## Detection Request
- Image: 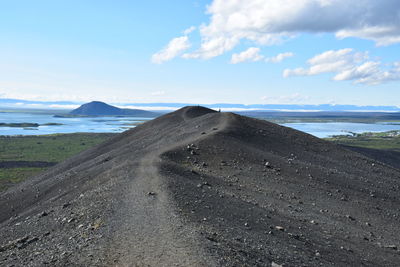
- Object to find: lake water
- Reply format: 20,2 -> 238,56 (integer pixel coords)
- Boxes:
1,112 -> 400,138
0,112 -> 151,136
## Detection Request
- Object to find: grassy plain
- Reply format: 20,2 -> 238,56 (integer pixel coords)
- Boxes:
326,130 -> 400,151
0,133 -> 115,191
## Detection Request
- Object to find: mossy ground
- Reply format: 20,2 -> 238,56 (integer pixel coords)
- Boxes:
326,131 -> 400,151
0,133 -> 116,191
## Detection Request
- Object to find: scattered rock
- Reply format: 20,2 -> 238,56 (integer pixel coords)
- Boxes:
38,211 -> 48,218
91,219 -> 102,230
196,182 -> 212,189
62,203 -> 71,209
43,232 -> 50,237
0,235 -> 39,251
205,234 -> 218,243
26,237 -> 39,245
384,245 -> 397,250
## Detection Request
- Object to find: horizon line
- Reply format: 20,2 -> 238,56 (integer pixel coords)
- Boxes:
0,97 -> 400,109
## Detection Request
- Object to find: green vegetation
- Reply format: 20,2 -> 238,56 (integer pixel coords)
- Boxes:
0,167 -> 47,191
326,130 -> 400,151
0,133 -> 116,191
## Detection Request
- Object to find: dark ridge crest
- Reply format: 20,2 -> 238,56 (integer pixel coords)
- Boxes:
176,106 -> 217,119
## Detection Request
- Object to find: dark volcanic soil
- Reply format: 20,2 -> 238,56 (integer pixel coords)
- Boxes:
342,145 -> 400,170
0,106 -> 399,267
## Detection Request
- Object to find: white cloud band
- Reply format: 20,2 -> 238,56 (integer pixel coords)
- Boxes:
266,52 -> 295,63
230,47 -> 264,64
151,36 -> 191,64
284,48 -> 400,85
157,0 -> 400,62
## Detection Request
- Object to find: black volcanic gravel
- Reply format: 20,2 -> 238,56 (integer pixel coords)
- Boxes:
0,106 -> 399,266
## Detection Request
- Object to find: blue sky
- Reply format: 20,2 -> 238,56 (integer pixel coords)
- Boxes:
1,0 -> 400,106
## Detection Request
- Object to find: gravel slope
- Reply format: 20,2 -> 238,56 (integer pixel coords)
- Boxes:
0,106 -> 399,267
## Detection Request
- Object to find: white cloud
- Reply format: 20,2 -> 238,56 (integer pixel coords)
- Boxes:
151,36 -> 191,64
182,36 -> 240,59
283,48 -> 367,76
230,47 -> 264,64
230,49 -> 294,64
336,26 -> 400,47
163,0 -> 400,60
283,48 -> 400,85
334,61 -> 400,85
183,26 -> 196,35
266,52 -> 294,63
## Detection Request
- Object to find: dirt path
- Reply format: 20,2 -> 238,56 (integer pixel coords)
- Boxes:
108,153 -> 203,266
107,113 -> 230,266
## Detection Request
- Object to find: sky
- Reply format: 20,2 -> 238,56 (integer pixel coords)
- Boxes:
1,0 -> 400,106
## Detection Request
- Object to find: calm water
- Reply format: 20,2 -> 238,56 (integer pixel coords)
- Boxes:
0,112 -> 151,135
1,112 -> 400,138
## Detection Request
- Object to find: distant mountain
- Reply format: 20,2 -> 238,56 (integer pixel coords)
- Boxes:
69,101 -> 158,117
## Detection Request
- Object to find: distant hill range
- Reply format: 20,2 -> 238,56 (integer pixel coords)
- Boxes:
68,101 -> 158,117
1,98 -> 400,112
